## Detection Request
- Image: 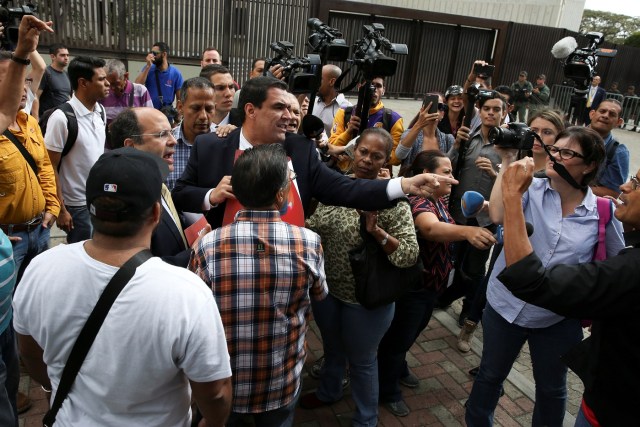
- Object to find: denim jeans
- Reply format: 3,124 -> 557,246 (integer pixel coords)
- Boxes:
0,326 -> 19,427
65,205 -> 93,244
312,293 -> 394,427
574,405 -> 594,427
10,225 -> 50,282
465,305 -> 583,427
377,288 -> 439,403
226,387 -> 300,427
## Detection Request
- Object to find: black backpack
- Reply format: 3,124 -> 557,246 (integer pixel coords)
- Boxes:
39,102 -> 106,171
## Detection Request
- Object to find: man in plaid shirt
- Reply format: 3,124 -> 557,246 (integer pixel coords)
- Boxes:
191,144 -> 328,426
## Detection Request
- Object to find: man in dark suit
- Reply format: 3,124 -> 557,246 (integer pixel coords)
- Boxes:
110,107 -> 209,266
172,76 -> 454,229
583,75 -> 606,126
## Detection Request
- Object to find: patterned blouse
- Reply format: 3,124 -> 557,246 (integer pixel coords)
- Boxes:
409,195 -> 455,293
306,199 -> 419,304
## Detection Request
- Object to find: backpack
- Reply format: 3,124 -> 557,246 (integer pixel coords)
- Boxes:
343,106 -> 393,133
39,102 -> 106,171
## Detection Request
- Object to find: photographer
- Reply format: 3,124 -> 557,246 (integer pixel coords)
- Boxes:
510,71 -> 533,122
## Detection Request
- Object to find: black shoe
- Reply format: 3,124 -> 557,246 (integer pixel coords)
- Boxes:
385,400 -> 410,417
399,371 -> 419,388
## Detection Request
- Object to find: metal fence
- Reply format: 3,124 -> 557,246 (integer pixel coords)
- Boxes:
35,0 -> 640,96
621,97 -> 640,130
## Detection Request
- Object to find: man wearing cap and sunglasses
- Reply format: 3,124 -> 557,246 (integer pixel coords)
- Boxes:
135,41 -> 184,115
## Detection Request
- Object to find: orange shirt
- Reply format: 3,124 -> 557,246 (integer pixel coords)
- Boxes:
0,111 -> 60,224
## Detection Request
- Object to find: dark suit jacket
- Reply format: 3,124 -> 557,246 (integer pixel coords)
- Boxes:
172,129 -> 393,229
583,86 -> 606,124
151,205 -> 190,267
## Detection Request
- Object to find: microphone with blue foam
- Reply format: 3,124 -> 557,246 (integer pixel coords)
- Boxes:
461,191 -> 486,218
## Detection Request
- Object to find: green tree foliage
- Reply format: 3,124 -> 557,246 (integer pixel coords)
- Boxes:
626,32 -> 640,47
580,10 -> 640,44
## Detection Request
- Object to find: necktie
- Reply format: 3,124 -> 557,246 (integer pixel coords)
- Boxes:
161,184 -> 188,248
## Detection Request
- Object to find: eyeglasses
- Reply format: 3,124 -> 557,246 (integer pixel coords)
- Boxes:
544,145 -> 584,160
629,175 -> 640,191
24,78 -> 33,87
131,129 -> 173,141
437,103 -> 446,111
213,84 -> 236,92
150,50 -> 162,56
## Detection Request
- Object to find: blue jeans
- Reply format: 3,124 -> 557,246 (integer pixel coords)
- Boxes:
11,225 -> 50,282
66,205 -> 92,244
574,405 -> 593,427
0,326 -> 19,427
226,387 -> 300,427
377,288 -> 438,403
312,293 -> 394,427
465,305 -> 582,427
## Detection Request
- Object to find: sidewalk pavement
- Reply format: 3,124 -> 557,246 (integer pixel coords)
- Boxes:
19,294 -> 582,427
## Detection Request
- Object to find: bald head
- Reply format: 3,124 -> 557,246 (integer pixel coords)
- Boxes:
319,64 -> 342,99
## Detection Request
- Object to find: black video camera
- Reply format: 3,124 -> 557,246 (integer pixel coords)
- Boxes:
488,123 -> 538,151
563,32 -> 616,92
0,1 -> 37,50
351,23 -> 408,80
265,41 -> 321,94
306,18 -> 349,62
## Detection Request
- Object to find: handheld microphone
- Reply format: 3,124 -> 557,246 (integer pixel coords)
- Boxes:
301,114 -> 325,139
461,191 -> 485,218
494,222 -> 534,244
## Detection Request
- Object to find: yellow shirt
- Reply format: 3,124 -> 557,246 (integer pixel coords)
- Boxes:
0,111 -> 60,224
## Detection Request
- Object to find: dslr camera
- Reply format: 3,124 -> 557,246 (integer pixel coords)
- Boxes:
265,40 -> 321,94
488,123 -> 538,151
0,1 -> 37,50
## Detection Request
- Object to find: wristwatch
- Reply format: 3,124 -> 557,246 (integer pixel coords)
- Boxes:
380,233 -> 389,246
10,54 -> 31,65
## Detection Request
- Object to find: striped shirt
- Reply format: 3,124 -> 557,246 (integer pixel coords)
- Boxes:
191,209 -> 328,413
100,80 -> 153,125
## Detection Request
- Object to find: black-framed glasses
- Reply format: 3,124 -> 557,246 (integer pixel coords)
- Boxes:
544,145 -> 584,160
437,103 -> 446,111
150,50 -> 162,56
131,129 -> 173,141
629,175 -> 640,191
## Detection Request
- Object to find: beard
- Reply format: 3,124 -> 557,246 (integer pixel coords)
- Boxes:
153,56 -> 164,67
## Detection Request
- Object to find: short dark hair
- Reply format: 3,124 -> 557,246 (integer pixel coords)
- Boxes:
109,109 -> 143,149
232,144 -> 289,208
153,42 -> 169,53
68,56 -> 106,91
90,197 -> 154,237
199,64 -> 231,81
238,76 -> 288,123
180,77 -> 213,103
357,128 -> 393,161
202,46 -> 219,56
555,126 -> 605,186
598,99 -> 623,118
478,90 -> 506,112
494,85 -> 513,103
402,150 -> 447,177
251,57 -> 265,70
49,43 -> 67,55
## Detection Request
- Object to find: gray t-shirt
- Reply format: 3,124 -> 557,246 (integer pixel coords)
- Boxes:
38,65 -> 72,116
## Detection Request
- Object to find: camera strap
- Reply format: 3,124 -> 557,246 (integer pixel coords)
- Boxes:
153,67 -> 165,106
335,66 -> 361,94
542,144 -> 585,190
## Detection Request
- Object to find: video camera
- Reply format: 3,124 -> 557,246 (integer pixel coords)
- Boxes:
0,1 -> 37,50
551,32 -> 617,92
351,23 -> 408,80
306,18 -> 349,62
264,41 -> 321,94
488,122 -> 539,151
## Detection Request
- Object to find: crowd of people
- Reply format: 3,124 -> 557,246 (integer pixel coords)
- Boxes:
1,15 -> 639,427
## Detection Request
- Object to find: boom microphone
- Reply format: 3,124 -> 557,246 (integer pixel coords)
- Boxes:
551,36 -> 578,59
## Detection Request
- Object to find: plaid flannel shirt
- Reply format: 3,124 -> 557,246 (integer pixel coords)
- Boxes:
191,209 -> 328,413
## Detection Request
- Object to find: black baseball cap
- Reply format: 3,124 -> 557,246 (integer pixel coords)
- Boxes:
86,147 -> 169,222
445,85 -> 464,99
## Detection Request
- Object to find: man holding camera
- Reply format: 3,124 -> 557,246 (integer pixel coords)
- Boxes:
135,42 -> 184,121
510,71 -> 533,122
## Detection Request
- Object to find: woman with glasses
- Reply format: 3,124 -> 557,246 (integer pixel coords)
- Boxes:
396,93 -> 468,169
465,126 -> 625,427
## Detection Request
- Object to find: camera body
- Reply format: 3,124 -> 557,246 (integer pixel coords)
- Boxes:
265,41 -> 321,94
489,122 -> 537,151
351,23 -> 408,80
0,1 -> 37,50
306,18 -> 349,62
563,32 -> 616,92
